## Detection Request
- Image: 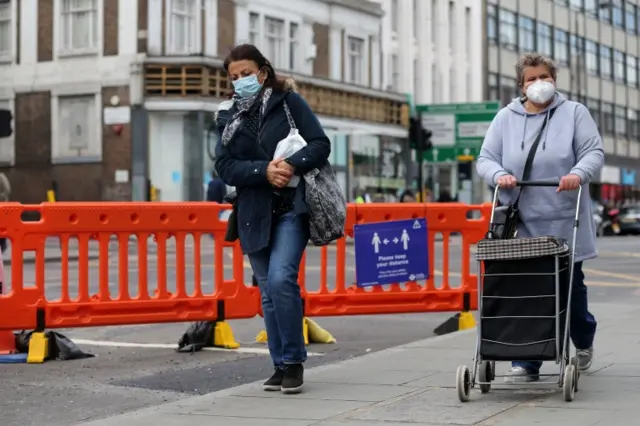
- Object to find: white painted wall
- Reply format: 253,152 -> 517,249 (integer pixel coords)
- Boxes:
374,0 -> 484,104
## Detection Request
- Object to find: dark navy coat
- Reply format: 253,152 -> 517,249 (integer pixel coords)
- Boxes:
215,88 -> 331,254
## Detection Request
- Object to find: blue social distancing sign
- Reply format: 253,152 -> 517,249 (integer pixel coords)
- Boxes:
354,218 -> 429,287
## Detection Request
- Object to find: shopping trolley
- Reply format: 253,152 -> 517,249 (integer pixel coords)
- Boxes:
456,181 -> 582,403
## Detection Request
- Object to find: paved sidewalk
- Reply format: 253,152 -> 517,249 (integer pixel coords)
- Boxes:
79,302 -> 639,426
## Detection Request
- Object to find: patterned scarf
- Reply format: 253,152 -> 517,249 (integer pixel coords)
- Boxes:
221,87 -> 273,146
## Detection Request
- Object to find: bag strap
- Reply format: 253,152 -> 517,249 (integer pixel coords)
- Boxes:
512,106 -> 557,209
283,101 -> 297,130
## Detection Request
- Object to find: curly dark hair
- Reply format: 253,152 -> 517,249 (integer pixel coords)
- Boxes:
223,44 -> 287,98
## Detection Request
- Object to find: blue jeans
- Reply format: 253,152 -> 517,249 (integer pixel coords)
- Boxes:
248,211 -> 309,367
513,261 -> 597,373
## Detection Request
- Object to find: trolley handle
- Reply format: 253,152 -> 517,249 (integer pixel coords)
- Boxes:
516,180 -> 561,187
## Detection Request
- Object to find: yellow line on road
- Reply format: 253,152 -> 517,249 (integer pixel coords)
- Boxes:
598,250 -> 640,258
585,280 -> 640,288
583,268 -> 638,282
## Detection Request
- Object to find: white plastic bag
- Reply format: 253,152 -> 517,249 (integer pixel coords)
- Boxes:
273,129 -> 307,187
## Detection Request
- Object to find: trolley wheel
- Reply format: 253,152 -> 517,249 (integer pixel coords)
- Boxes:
563,364 -> 576,402
456,365 -> 471,402
478,361 -> 492,394
570,357 -> 580,392
490,361 -> 496,380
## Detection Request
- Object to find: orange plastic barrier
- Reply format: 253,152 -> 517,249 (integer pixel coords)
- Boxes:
297,203 -> 491,317
0,203 -> 259,332
0,247 -> 16,355
0,202 -> 491,335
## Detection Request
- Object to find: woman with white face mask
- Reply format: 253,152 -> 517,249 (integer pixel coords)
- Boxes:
477,53 -> 604,383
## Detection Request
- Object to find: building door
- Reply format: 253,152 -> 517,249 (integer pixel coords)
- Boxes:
149,112 -> 185,201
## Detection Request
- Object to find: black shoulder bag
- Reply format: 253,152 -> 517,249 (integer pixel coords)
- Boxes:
489,107 -> 557,239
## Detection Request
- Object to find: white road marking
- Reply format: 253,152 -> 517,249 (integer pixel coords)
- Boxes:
71,338 -> 325,356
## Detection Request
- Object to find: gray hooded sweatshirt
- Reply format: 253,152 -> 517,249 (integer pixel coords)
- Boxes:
476,93 -> 604,261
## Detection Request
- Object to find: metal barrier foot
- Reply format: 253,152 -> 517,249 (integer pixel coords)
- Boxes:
458,312 -> 476,330
303,318 -> 309,345
213,321 -> 240,349
255,330 -> 268,343
27,332 -> 49,363
305,318 -> 336,344
433,312 -> 477,336
255,318 -> 336,345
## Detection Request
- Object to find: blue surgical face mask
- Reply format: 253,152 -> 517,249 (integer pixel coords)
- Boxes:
232,74 -> 263,98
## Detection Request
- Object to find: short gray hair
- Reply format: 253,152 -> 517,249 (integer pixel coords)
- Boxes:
515,53 -> 558,87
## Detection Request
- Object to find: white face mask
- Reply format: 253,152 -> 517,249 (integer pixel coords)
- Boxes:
525,80 -> 555,104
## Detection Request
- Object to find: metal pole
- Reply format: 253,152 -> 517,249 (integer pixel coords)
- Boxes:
575,12 -> 581,100
417,111 -> 425,201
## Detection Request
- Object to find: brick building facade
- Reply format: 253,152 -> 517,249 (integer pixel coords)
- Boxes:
0,0 -> 408,203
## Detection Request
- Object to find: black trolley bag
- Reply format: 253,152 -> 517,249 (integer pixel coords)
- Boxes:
476,231 -> 571,361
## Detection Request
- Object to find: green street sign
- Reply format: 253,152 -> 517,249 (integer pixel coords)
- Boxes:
415,102 -> 500,162
427,146 -> 480,163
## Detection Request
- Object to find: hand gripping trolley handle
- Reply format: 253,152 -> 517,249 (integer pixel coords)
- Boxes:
456,181 -> 582,403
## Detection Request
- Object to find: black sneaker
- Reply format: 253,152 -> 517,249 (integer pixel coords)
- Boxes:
281,363 -> 304,394
263,368 -> 285,391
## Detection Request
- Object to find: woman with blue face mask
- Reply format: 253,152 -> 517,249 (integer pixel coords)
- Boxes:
214,44 -> 331,394
477,53 -> 604,383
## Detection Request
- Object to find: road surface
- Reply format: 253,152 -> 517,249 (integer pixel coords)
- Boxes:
0,235 -> 638,425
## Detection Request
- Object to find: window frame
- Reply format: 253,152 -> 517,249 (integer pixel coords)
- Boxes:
626,1 -> 637,35
499,75 -> 519,107
518,16 -> 535,52
628,109 -> 639,140
614,49 -> 626,84
263,16 -> 286,68
627,55 -> 638,88
56,0 -> 103,58
599,0 -> 612,23
554,28 -> 569,67
0,0 -> 15,63
488,73 -> 499,103
585,97 -> 601,129
612,0 -> 624,29
569,0 -> 584,12
536,22 -> 553,57
585,0 -> 598,18
247,10 -> 302,72
614,104 -> 627,137
165,0 -> 202,55
487,4 -> 498,44
345,35 -> 366,85
51,93 -> 103,164
599,44 -> 613,80
602,102 -> 615,135
585,39 -> 599,76
498,8 -> 517,51
289,21 -> 299,71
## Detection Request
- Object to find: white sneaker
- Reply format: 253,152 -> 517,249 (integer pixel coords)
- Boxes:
504,366 -> 539,383
576,347 -> 593,371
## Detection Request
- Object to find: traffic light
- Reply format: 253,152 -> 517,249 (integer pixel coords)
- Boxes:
409,116 -> 432,151
0,109 -> 12,138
